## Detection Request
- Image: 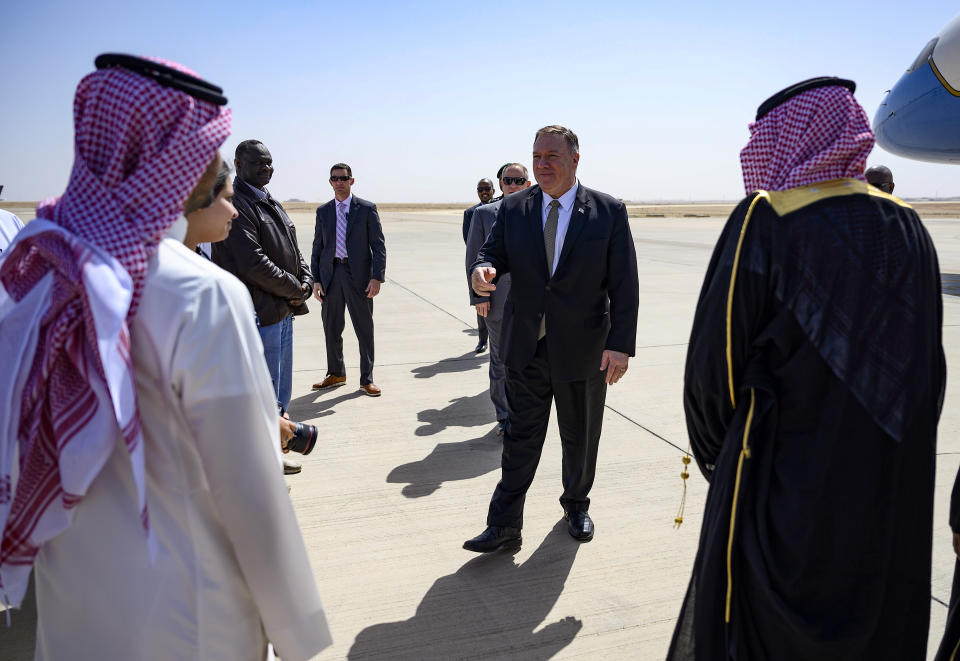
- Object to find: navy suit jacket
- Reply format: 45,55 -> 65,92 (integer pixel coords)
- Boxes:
473,184 -> 639,381
466,199 -> 511,321
311,196 -> 386,294
462,202 -> 482,243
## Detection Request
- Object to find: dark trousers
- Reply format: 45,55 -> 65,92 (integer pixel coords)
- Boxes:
486,338 -> 607,529
321,261 -> 375,384
477,313 -> 488,345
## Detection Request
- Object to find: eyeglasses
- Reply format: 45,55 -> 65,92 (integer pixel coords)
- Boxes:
477,186 -> 493,192
330,176 -> 351,182
502,177 -> 526,185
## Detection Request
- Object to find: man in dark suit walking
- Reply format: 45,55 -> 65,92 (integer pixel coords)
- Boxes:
464,126 -> 639,552
464,178 -> 496,353
311,163 -> 386,396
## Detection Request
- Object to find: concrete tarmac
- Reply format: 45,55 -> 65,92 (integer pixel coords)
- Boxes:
3,209 -> 960,659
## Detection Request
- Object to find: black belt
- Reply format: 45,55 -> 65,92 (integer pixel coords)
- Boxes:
334,257 -> 348,264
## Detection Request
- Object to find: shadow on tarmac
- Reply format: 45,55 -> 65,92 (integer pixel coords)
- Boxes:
347,521 -> 582,660
286,387 -> 366,420
387,428 -> 502,497
942,273 -> 960,297
411,351 -> 487,379
415,391 -> 491,436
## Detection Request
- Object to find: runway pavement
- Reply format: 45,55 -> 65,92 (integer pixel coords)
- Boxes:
3,208 -> 960,659
283,209 -> 960,660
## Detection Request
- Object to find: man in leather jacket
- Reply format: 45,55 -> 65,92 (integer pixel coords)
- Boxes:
212,140 -> 313,435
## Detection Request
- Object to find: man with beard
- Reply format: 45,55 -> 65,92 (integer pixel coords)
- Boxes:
668,77 -> 945,660
0,55 -> 330,660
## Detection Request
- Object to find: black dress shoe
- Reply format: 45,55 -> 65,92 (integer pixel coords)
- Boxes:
463,526 -> 521,553
565,511 -> 594,542
475,341 -> 487,353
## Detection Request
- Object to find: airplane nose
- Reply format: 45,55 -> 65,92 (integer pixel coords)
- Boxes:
874,15 -> 960,165
874,61 -> 960,163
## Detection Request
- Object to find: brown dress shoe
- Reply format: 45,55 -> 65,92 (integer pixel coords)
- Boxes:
312,374 -> 346,390
360,382 -> 381,397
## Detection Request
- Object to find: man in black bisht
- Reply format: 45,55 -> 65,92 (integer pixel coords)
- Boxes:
668,77 -> 946,660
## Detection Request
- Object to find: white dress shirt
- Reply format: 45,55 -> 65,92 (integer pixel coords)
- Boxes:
541,181 -> 580,275
335,194 -> 353,216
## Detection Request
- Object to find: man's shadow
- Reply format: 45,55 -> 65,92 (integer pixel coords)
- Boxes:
387,428 -> 502,497
348,521 -> 583,660
411,351 -> 487,379
416,390 -> 491,436
942,273 -> 960,297
286,387 -> 365,421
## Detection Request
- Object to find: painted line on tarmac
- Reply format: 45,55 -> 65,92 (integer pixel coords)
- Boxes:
604,405 -> 686,454
386,277 -> 475,328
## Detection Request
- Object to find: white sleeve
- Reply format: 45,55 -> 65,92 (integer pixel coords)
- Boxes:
171,277 -> 332,660
0,210 -> 24,253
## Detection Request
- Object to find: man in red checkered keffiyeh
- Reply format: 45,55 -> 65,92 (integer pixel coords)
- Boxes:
739,82 -> 874,194
0,57 -> 231,608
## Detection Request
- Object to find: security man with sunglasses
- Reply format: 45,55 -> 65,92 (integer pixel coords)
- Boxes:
311,163 -> 386,397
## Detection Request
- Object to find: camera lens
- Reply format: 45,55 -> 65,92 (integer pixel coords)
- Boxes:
287,422 -> 318,455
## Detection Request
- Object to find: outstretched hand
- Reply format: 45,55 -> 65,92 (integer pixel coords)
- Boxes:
471,266 -> 497,296
600,350 -> 629,385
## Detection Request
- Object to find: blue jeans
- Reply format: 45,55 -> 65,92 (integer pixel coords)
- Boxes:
259,314 -> 293,411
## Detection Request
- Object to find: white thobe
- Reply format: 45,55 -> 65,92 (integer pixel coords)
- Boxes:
0,209 -> 24,253
33,237 -> 331,660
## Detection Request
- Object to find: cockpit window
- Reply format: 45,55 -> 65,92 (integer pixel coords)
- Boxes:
907,38 -> 938,73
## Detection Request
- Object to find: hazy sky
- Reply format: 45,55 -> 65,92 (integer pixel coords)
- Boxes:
2,1 -> 959,203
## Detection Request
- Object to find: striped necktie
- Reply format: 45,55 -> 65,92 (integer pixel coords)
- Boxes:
335,201 -> 348,258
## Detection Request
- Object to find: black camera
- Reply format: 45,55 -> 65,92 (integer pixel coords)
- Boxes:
286,422 -> 318,455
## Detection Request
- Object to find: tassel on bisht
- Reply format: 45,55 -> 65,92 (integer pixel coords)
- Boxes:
674,452 -> 691,528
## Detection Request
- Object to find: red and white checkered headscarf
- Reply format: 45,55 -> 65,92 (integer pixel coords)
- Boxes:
740,85 -> 874,194
0,59 -> 230,608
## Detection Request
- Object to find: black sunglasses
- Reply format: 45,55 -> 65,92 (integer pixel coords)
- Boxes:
502,177 -> 526,186
330,176 -> 351,182
477,186 -> 493,192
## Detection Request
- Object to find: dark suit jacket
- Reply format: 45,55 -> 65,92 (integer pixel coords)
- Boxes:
311,196 -> 386,294
473,184 -> 639,381
211,178 -> 312,327
466,199 -> 511,321
462,202 -> 482,243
